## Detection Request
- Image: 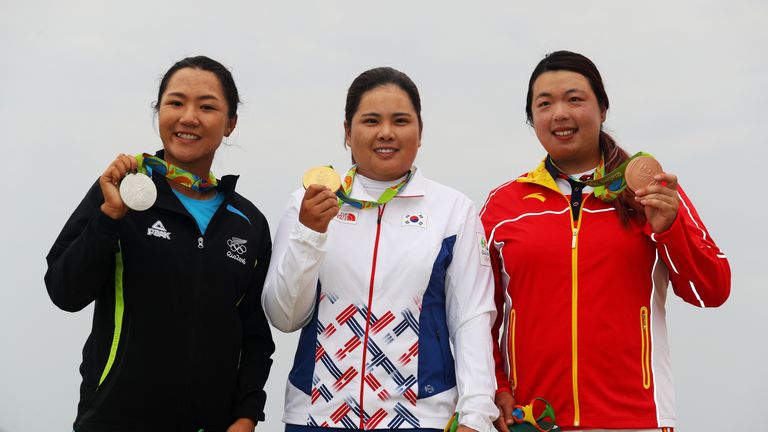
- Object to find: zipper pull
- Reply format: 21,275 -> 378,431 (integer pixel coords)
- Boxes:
198,237 -> 204,249
571,228 -> 578,249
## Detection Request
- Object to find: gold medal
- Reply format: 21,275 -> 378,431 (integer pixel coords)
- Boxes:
302,166 -> 341,191
625,156 -> 663,192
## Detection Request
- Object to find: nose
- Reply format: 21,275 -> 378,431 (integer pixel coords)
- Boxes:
180,106 -> 200,126
553,103 -> 570,121
377,121 -> 394,141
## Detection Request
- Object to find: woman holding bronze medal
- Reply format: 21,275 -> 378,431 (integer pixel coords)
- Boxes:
480,51 -> 731,432
45,56 -> 274,432
262,67 -> 498,432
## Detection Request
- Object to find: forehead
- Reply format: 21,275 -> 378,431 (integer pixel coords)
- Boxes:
356,84 -> 415,113
533,70 -> 592,95
163,68 -> 224,96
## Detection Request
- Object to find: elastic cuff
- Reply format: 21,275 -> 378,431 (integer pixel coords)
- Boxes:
93,210 -> 122,237
459,413 -> 495,432
293,221 -> 328,248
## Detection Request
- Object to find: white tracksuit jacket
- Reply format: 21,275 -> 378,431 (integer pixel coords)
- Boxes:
263,168 -> 497,431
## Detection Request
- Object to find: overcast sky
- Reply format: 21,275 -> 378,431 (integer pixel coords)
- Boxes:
1,1 -> 766,430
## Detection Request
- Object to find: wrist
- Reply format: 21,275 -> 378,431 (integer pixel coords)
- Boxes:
100,203 -> 127,220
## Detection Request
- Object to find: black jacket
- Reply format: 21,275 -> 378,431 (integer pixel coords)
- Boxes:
45,160 -> 274,432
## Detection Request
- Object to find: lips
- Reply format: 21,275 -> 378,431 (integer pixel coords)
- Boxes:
552,128 -> 577,137
175,132 -> 201,140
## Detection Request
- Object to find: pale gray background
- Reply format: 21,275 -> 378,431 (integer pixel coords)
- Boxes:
1,1 -> 765,431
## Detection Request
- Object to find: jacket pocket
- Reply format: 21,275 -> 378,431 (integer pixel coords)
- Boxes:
640,307 -> 651,389
507,308 -> 517,390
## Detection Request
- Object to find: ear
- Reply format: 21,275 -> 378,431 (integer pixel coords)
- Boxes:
600,108 -> 607,123
343,120 -> 351,147
225,115 -> 238,137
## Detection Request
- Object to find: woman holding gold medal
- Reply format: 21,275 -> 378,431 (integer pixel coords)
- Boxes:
263,67 -> 498,432
45,56 -> 274,432
480,51 -> 731,432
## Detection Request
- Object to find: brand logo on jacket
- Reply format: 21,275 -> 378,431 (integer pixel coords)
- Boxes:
226,237 -> 247,265
335,210 -> 359,225
401,213 -> 427,228
523,192 -> 546,202
147,220 -> 171,240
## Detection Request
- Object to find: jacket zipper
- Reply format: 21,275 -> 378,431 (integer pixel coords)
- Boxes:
358,204 -> 386,429
570,195 -> 587,427
640,307 -> 651,389
507,308 -> 517,390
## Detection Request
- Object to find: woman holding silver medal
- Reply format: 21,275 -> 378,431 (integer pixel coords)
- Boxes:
262,67 -> 498,432
45,56 -> 274,432
480,51 -> 731,432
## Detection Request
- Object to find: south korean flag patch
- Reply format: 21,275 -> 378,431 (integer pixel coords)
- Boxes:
401,213 -> 427,228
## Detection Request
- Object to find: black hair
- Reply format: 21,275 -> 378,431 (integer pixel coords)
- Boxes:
345,67 -> 423,131
154,55 -> 240,119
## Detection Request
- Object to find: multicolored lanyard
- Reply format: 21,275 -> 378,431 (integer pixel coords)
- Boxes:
138,153 -> 218,192
335,165 -> 412,209
550,151 -> 653,202
444,397 -> 557,432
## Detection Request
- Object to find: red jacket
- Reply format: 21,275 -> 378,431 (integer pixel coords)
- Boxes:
480,161 -> 730,430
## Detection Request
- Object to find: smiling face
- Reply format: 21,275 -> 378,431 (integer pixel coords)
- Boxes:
531,70 -> 606,174
344,84 -> 421,181
158,67 -> 237,176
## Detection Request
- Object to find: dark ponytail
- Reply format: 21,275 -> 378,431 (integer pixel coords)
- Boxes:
527,51 -> 643,226
599,130 -> 644,225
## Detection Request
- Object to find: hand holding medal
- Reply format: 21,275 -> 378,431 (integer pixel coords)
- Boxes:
299,166 -> 341,233
99,153 -> 158,219
99,153 -> 140,219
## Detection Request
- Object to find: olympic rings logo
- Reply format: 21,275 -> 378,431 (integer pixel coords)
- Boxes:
227,237 -> 248,255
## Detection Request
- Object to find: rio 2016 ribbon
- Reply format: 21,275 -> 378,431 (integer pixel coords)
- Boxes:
550,152 -> 655,202
443,397 -> 557,432
138,153 -> 218,193
335,165 -> 412,209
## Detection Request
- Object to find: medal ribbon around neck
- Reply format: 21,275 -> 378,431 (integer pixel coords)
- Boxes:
137,153 -> 218,192
550,151 -> 653,202
335,165 -> 412,209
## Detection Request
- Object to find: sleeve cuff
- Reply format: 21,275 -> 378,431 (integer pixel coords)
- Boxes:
93,209 -> 122,237
460,412 -> 496,432
293,221 -> 328,248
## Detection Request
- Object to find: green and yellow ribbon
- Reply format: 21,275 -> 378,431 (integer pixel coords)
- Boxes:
137,153 -> 218,192
336,165 -> 412,209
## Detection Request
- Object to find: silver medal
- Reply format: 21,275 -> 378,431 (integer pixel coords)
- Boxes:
119,172 -> 157,211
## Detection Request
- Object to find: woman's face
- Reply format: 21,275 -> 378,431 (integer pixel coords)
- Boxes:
531,70 -> 606,174
158,67 -> 236,175
345,84 -> 421,181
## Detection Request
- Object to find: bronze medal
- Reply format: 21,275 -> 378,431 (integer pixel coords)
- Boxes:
303,166 -> 341,191
625,156 -> 663,192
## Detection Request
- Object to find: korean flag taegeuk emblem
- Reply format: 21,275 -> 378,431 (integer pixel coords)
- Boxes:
401,213 -> 427,228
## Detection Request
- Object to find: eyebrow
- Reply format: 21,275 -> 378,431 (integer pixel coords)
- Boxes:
359,112 -> 413,117
166,92 -> 221,102
534,88 -> 586,100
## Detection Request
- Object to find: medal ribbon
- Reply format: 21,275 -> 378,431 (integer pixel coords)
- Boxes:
444,397 -> 557,432
335,165 -> 412,209
137,153 -> 218,192
550,151 -> 653,202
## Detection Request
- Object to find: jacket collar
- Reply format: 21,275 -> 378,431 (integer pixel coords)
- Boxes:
516,158 -> 560,194
150,149 -> 239,211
